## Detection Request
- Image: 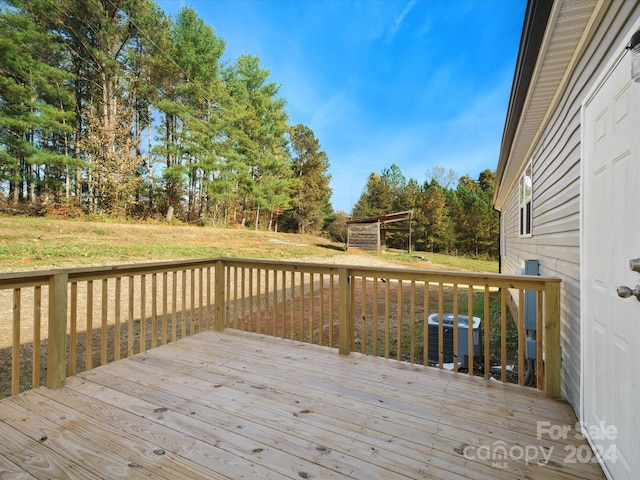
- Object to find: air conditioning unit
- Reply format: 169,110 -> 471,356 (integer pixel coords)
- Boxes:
427,313 -> 482,369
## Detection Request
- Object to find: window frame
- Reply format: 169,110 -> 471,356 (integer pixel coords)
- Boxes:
519,162 -> 533,237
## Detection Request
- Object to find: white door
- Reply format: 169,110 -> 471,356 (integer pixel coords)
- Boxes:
582,43 -> 640,479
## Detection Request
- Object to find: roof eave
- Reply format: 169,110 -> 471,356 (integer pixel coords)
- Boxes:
493,0 -> 554,210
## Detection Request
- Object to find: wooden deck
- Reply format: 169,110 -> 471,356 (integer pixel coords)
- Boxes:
0,330 -> 604,479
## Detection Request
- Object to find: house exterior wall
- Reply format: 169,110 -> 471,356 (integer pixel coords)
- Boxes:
500,1 -> 639,412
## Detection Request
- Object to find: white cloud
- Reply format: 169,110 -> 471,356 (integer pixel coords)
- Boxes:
310,89 -> 357,132
388,1 -> 417,39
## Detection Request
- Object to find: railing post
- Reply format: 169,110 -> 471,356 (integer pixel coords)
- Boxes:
543,281 -> 561,398
214,260 -> 225,331
338,268 -> 351,355
47,273 -> 68,389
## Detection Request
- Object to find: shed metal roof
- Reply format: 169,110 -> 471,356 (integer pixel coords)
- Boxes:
346,211 -> 413,225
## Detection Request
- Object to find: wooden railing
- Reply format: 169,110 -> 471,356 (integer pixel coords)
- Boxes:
0,258 -> 561,399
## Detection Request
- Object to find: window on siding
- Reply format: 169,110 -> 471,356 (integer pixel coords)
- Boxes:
519,163 -> 532,237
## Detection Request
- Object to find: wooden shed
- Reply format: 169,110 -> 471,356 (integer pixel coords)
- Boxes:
346,211 -> 413,252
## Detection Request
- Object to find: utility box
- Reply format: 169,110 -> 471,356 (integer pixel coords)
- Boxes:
524,259 -> 539,331
427,313 -> 482,369
523,259 -> 539,360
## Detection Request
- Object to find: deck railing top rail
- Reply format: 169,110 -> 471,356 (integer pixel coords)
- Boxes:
0,257 -> 561,289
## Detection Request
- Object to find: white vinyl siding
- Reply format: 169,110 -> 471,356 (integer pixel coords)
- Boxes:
500,0 -> 638,412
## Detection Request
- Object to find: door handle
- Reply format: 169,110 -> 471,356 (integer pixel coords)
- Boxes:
617,258 -> 640,300
617,285 -> 640,301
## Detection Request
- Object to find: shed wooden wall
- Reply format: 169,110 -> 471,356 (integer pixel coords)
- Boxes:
347,223 -> 380,251
500,1 -> 638,412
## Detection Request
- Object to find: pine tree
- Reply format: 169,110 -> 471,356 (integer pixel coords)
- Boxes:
224,54 -> 290,228
287,124 -> 331,234
0,5 -> 75,206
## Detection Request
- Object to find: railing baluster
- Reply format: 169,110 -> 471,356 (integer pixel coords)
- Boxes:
151,273 -> 157,347
32,286 -> 41,389
360,276 -> 366,354
299,272 -> 305,341
140,274 -> 146,353
255,268 -> 262,333
199,268 -> 204,332
518,289 -> 525,386
265,268 -> 270,335
453,283 -> 459,373
272,270 -> 277,337
384,278 -> 390,359
161,272 -> 167,345
206,267 -> 212,330
128,275 -> 134,357
536,290 -> 543,389
115,277 -> 121,359
397,279 -> 403,361
214,260 -> 225,331
319,273 -> 324,346
329,274 -> 334,348
86,280 -> 93,370
410,280 -> 415,364
310,272 -> 315,344
289,271 -> 295,340
272,269 -> 277,337
70,282 -> 78,376
256,268 -> 266,333
372,277 -> 378,357
182,270 -> 187,338
281,270 -> 286,338
484,285 -> 490,379
467,284 -> 474,376
423,282 -> 429,366
172,271 -> 178,340
500,288 -> 507,382
101,278 -> 108,365
231,266 -> 237,330
240,268 -> 245,332
190,269 -> 196,335
11,288 -> 20,396
438,283 -> 444,368
350,273 -> 355,352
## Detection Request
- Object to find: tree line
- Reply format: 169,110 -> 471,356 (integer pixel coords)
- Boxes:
0,0 -> 332,233
352,165 -> 499,257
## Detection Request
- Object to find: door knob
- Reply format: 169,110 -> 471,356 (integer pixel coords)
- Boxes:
630,258 -> 640,273
617,285 -> 640,301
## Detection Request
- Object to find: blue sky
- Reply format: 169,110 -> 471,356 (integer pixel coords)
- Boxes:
158,0 -> 526,213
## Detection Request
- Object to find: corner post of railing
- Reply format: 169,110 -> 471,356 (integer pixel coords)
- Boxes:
338,267 -> 351,355
214,259 -> 225,331
47,272 -> 68,389
543,280 -> 561,398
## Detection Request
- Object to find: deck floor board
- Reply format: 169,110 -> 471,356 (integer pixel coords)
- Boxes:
0,329 -> 605,479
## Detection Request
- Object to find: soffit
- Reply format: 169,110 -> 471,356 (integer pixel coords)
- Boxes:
494,0 -> 600,210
